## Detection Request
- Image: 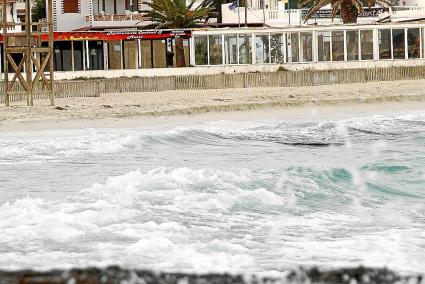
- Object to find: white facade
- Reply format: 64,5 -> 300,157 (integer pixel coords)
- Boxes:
50,0 -> 90,31
0,0 -> 23,33
222,0 -> 425,27
222,3 -> 388,27
50,0 -> 148,31
192,23 -> 425,66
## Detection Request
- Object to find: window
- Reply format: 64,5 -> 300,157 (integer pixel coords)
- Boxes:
238,34 -> 252,64
73,41 -> 84,71
346,30 -> 359,61
379,29 -> 392,60
63,0 -> 79,13
317,31 -> 331,62
407,28 -> 420,59
392,29 -> 405,59
286,33 -> 299,63
255,34 -> 270,64
88,41 -> 104,70
53,41 -> 72,71
270,33 -> 284,64
332,31 -> 345,61
300,32 -> 313,62
225,35 -> 238,64
360,30 -> 373,60
125,0 -> 140,11
194,36 -> 208,65
209,35 -> 223,65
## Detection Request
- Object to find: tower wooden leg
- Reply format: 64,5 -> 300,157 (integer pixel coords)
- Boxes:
5,93 -> 9,107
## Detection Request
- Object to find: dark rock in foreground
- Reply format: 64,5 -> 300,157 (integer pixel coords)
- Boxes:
0,266 -> 422,284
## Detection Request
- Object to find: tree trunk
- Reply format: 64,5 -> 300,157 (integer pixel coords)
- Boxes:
340,0 -> 358,23
175,37 -> 186,67
215,0 -> 222,23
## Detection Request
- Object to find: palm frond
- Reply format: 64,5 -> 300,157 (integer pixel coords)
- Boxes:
301,0 -> 392,23
142,0 -> 215,28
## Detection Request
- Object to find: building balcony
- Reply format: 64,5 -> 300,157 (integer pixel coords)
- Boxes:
86,13 -> 148,27
89,13 -> 146,21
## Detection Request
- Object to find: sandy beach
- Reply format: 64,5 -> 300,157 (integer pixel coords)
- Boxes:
1,79 -> 425,131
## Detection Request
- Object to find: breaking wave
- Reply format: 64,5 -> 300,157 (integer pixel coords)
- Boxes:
1,112 -> 425,274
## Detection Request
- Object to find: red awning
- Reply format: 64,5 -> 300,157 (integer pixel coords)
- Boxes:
0,30 -> 192,42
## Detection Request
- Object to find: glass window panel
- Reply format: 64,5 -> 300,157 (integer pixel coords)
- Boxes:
360,30 -> 373,60
170,39 -> 190,67
107,40 -> 122,70
123,40 -> 137,69
317,31 -> 331,61
209,35 -> 223,65
407,28 -> 420,59
286,33 -> 299,63
88,41 -> 104,70
379,29 -> 392,59
73,41 -> 84,71
183,39 -> 190,67
194,35 -> 208,65
225,35 -> 238,65
141,40 -> 153,68
332,31 -> 344,61
392,29 -> 405,59
53,41 -> 72,71
300,32 -> 312,62
423,28 -> 425,58
62,49 -> 73,71
270,33 -> 284,64
167,39 -> 175,68
169,38 -> 176,67
346,30 -> 359,61
239,34 -> 252,64
152,40 -> 166,68
53,46 -> 63,71
255,34 -> 270,64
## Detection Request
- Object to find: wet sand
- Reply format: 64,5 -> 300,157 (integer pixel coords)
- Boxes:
1,79 -> 425,131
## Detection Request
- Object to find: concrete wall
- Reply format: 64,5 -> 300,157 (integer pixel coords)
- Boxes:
52,59 -> 425,80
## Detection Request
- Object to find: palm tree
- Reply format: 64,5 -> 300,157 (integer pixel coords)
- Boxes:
300,0 -> 392,24
142,0 -> 216,67
32,0 -> 46,22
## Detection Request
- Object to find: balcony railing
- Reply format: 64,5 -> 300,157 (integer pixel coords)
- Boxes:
87,13 -> 147,22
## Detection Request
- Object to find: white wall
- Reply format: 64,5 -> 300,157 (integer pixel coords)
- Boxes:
51,0 -> 92,31
0,2 -> 21,32
105,0 -> 114,13
398,0 -> 425,5
53,59 -> 425,80
222,4 -> 268,24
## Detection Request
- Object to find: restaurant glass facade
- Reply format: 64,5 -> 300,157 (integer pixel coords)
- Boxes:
193,25 -> 425,66
49,38 -> 191,71
14,25 -> 424,73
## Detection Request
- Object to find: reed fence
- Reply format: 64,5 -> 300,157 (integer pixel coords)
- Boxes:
0,80 -> 100,104
1,65 -> 425,103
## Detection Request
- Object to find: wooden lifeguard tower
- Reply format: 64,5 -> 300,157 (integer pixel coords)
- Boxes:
1,0 -> 54,106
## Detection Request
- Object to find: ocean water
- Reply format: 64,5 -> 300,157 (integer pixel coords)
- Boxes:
0,110 -> 425,275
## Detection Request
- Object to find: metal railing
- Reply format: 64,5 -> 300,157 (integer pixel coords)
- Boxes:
88,13 -> 146,22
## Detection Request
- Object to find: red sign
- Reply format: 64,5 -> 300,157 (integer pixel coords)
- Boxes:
0,30 -> 192,42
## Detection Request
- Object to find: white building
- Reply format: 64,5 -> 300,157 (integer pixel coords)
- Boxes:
0,0 -> 24,33
50,0 -> 147,31
221,0 -> 425,27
